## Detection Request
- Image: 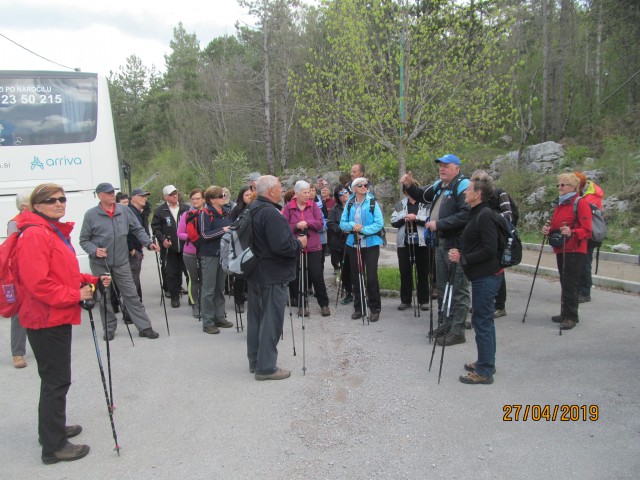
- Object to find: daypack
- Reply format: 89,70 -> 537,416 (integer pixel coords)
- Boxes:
492,213 -> 522,267
1,225 -> 37,318
220,203 -> 266,278
573,198 -> 606,245
346,197 -> 387,246
185,208 -> 211,251
489,188 -> 520,227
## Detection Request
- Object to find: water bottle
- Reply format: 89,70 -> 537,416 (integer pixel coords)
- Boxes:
503,238 -> 512,265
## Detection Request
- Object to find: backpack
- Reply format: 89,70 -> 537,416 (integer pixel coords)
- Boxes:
185,208 -> 210,251
492,213 -> 522,267
573,198 -> 606,245
220,203 -> 266,278
489,188 -> 520,227
346,197 -> 387,246
1,225 -> 37,318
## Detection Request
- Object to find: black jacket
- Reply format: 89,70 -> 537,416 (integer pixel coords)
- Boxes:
406,172 -> 471,248
127,204 -> 146,252
327,202 -> 348,251
151,202 -> 190,253
459,203 -> 502,281
248,196 -> 301,285
199,204 -> 232,257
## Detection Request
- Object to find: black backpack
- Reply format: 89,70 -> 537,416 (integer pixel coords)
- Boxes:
492,213 -> 522,267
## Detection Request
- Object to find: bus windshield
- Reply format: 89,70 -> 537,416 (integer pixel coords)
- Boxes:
0,75 -> 98,147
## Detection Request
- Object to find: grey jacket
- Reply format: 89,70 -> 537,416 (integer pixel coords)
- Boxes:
80,204 -> 152,268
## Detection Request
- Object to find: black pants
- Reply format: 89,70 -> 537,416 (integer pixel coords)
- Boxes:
164,250 -> 184,297
397,245 -> 429,304
27,324 -> 72,455
293,250 -> 329,308
578,242 -> 597,297
348,245 -> 381,313
495,272 -> 506,310
557,252 -> 586,321
234,275 -> 246,305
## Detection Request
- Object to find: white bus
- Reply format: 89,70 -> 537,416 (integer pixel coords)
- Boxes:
0,71 -> 121,268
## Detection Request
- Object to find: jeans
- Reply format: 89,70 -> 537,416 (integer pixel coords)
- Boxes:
435,245 -> 470,335
471,274 -> 502,378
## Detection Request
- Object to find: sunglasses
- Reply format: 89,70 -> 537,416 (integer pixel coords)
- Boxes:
339,190 -> 349,196
355,184 -> 367,188
557,183 -> 569,188
40,196 -> 67,205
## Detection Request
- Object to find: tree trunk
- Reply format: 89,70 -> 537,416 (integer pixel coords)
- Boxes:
263,17 -> 275,175
541,0 -> 550,142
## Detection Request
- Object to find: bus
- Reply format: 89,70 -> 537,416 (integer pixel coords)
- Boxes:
0,71 -> 121,269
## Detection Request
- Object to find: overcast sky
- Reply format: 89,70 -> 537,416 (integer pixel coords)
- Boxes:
0,0 -> 255,76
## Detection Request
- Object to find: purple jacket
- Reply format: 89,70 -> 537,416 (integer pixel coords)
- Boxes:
282,198 -> 324,252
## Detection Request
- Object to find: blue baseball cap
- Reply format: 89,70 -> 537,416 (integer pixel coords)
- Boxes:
435,154 -> 460,166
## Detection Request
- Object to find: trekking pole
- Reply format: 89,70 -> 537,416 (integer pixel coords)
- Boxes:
101,285 -> 115,409
429,263 -> 455,384
83,287 -> 121,455
428,243 -> 434,342
287,288 -> 296,356
335,247 -> 348,308
354,233 -> 369,325
100,256 -> 134,347
234,301 -> 244,333
522,229 -> 548,323
299,238 -> 307,374
152,237 -> 170,336
196,254 -> 202,321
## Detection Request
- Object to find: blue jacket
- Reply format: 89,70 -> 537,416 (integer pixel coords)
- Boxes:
339,192 -> 385,248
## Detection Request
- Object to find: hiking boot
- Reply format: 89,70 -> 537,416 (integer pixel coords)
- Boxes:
551,315 -> 563,323
13,355 -> 26,369
560,319 -> 577,330
321,306 -> 331,317
255,367 -> 291,381
341,294 -> 353,305
297,307 -> 310,317
459,371 -> 493,385
436,332 -> 466,346
397,303 -> 410,311
431,322 -> 451,339
494,309 -> 507,318
41,442 -> 90,465
351,311 -> 362,320
578,295 -> 591,303
203,326 -> 220,334
464,362 -> 496,374
420,304 -> 429,311
39,425 -> 82,445
170,296 -> 180,308
215,320 -> 234,328
103,332 -> 115,341
369,312 -> 380,322
138,328 -> 159,339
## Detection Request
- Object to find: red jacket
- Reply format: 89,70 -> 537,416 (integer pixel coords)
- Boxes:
549,195 -> 592,255
15,210 -> 97,330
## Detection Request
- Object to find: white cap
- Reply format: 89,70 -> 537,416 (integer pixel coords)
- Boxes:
162,185 -> 177,195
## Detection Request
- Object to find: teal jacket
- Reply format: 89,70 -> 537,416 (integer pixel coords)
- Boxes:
339,192 -> 385,248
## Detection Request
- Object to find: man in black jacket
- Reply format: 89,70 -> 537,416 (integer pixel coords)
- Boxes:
128,188 -> 151,301
401,154 -> 471,346
151,185 -> 190,308
247,175 -> 307,381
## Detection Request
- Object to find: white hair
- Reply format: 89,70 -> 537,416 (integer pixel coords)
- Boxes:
351,177 -> 368,191
16,190 -> 32,210
256,175 -> 278,195
294,180 -> 310,193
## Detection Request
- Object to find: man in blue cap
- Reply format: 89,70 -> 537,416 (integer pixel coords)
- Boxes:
401,154 -> 471,346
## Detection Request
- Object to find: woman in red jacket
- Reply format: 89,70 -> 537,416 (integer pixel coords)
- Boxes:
541,173 -> 592,330
15,183 -> 110,465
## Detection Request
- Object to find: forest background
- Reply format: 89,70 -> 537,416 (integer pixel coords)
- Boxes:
107,0 -> 639,249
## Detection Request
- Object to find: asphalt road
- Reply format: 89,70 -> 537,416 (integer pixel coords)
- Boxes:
1,252 -> 639,479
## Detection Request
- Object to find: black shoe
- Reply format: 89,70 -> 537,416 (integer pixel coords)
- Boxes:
578,295 -> 591,303
171,297 -> 180,308
397,303 -> 410,311
139,328 -> 159,339
39,425 -> 82,445
551,315 -> 563,323
436,332 -> 466,346
103,332 -> 114,341
341,294 -> 353,305
42,442 -> 90,465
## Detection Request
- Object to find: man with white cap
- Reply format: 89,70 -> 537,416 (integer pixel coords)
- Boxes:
80,182 -> 161,340
401,154 -> 471,346
151,185 -> 189,308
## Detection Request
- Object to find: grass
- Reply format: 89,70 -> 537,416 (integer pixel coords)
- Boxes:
378,266 -> 401,291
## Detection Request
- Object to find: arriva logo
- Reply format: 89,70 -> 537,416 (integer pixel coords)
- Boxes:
31,155 -> 83,170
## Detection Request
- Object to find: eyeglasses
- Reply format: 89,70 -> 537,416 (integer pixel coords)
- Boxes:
355,184 -> 367,188
557,183 -> 568,188
39,196 -> 67,205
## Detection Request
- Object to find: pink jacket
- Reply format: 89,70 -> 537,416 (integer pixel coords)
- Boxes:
282,199 -> 324,252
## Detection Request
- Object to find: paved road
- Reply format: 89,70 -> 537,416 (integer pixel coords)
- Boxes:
1,251 -> 639,479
